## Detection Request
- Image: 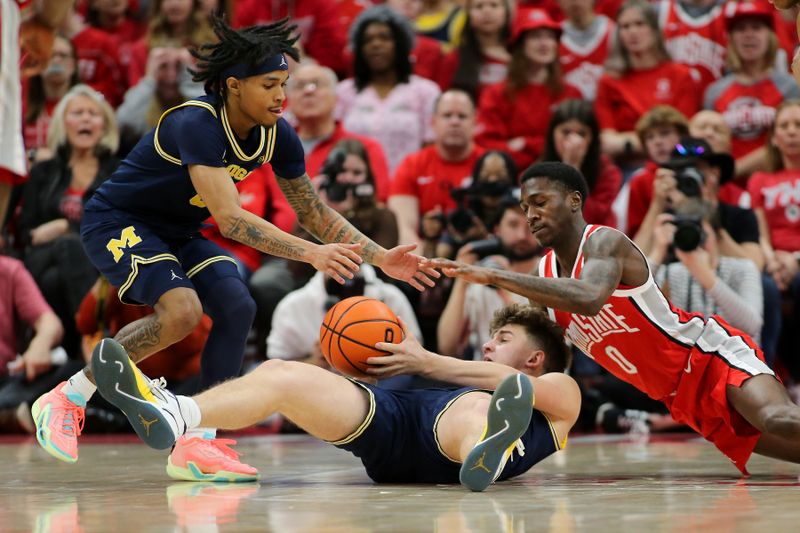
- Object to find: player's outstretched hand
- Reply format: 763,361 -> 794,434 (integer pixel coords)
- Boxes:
368,317 -> 431,377
311,242 -> 363,284
379,244 -> 440,291
427,258 -> 494,285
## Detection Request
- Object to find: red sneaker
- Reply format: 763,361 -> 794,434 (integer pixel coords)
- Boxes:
167,435 -> 259,482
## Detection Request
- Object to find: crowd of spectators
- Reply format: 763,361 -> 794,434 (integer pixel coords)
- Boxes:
3,0 -> 800,435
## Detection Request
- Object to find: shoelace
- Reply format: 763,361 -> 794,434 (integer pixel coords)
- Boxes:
185,437 -> 241,460
60,401 -> 85,437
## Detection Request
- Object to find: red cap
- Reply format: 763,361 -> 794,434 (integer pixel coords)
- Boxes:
724,0 -> 774,31
510,8 -> 562,45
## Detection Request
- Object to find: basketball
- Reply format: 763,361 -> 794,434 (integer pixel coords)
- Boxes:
319,296 -> 402,378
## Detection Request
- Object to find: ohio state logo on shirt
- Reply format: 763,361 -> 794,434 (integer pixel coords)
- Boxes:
759,179 -> 800,221
563,63 -> 605,100
723,97 -> 776,140
655,78 -> 673,100
665,33 -> 726,80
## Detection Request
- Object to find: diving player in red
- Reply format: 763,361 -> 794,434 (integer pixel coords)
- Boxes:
432,161 -> 800,474
31,17 -> 438,482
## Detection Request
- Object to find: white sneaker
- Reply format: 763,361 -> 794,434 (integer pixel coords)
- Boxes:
91,338 -> 187,449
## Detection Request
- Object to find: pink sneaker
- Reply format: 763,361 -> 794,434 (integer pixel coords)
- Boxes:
31,382 -> 86,463
167,435 -> 259,482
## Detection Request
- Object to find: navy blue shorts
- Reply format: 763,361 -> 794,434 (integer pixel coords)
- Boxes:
80,204 -> 239,306
331,381 -> 563,484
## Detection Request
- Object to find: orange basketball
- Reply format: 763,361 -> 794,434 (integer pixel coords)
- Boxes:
319,296 -> 402,379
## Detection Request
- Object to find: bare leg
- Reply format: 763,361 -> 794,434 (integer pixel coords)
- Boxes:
727,374 -> 800,462
194,359 -> 370,442
434,392 -> 492,462
82,287 -> 203,383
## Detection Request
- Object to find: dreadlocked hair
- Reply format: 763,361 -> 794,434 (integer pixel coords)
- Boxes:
189,15 -> 300,100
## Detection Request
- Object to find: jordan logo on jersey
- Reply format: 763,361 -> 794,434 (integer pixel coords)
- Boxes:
566,303 -> 640,353
170,270 -> 183,280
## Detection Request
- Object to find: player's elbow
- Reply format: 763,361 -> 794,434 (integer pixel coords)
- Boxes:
576,289 -> 609,316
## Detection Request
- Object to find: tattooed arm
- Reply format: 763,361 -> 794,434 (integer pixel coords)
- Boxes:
189,165 -> 362,282
275,173 -> 387,265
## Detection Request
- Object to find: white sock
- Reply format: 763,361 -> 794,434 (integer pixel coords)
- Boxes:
62,371 -> 97,402
176,396 -> 203,433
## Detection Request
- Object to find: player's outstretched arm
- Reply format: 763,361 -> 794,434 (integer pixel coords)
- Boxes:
190,165 -> 363,283
370,318 -> 580,424
430,229 -> 627,315
276,173 -> 438,291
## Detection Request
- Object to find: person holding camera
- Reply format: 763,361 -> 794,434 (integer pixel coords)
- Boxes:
437,197 -> 541,359
649,199 -> 764,340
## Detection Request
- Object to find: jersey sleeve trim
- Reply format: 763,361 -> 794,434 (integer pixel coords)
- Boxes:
154,100 -> 219,166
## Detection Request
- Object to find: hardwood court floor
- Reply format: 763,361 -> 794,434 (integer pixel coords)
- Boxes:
1,432 -> 799,532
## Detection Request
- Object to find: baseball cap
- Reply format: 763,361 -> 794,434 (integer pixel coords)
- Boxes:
510,8 -> 562,46
725,0 -> 774,31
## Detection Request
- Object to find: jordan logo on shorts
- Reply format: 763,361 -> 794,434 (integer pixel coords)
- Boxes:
170,270 -> 183,281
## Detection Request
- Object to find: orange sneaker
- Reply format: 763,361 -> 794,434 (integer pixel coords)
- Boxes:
167,435 -> 259,482
31,382 -> 86,463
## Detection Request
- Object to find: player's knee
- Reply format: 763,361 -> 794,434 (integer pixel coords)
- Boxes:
159,292 -> 203,337
760,405 -> 800,436
253,359 -> 302,388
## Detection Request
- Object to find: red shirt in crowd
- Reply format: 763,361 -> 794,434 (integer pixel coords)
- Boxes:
476,81 -> 581,171
71,25 -> 124,107
595,61 -> 700,133
658,0 -> 727,92
748,168 -> 800,252
234,0 -> 348,76
0,256 -> 52,372
303,122 -> 391,203
22,98 -> 57,151
584,155 -> 623,227
390,145 -> 484,216
560,15 -> 614,101
625,160 -> 660,237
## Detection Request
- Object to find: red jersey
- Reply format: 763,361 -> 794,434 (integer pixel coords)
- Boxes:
595,62 -> 700,133
539,224 -> 774,472
704,72 -> 800,159
658,0 -> 727,92
476,81 -> 581,170
559,15 -> 614,101
389,145 -> 483,216
748,169 -> 800,252
72,26 -> 124,107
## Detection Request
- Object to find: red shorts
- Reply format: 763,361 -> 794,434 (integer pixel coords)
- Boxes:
663,318 -> 776,475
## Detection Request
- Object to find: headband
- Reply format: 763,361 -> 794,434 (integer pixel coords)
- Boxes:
219,53 -> 288,81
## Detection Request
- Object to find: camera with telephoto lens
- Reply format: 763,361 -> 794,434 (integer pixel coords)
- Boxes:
447,180 -> 513,235
669,214 -> 706,252
674,166 -> 704,198
319,150 -> 375,203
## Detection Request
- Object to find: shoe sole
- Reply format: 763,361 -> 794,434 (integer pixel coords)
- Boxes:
166,456 -> 259,483
459,373 -> 533,492
31,396 -> 77,463
91,339 -> 177,450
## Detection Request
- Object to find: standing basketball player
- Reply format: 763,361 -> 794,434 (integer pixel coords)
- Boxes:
31,17 -> 437,482
432,161 -> 800,474
89,304 -> 579,492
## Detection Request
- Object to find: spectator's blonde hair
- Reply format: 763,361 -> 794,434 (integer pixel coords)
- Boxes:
147,0 -> 217,49
767,99 -> 800,172
726,21 -> 778,73
605,0 -> 670,77
635,105 -> 689,147
47,84 -> 119,154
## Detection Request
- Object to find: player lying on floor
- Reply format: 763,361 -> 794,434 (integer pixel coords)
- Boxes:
89,304 -> 579,491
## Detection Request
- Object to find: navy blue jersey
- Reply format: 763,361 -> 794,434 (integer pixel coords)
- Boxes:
88,95 -> 305,238
333,383 -> 563,484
